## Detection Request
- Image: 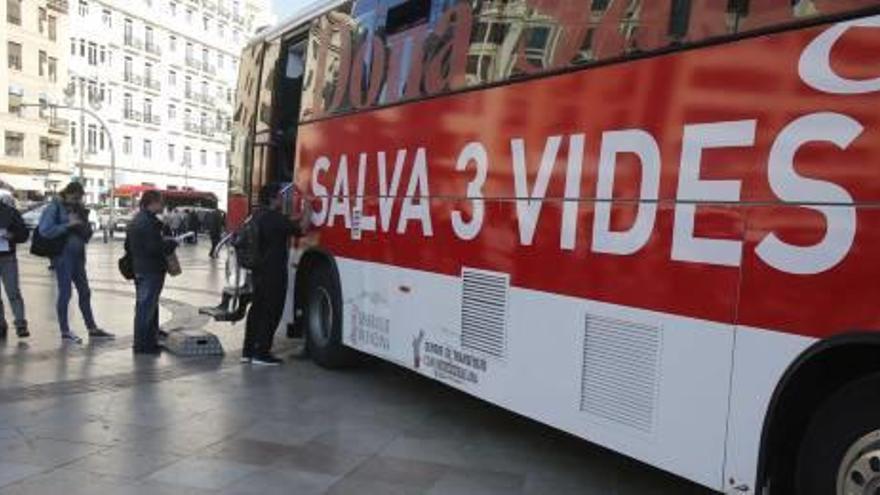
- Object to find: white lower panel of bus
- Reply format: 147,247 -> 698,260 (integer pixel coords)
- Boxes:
334,257 -> 816,492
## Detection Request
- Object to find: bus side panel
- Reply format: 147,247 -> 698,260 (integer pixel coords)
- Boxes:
725,205 -> 880,490
332,198 -> 740,491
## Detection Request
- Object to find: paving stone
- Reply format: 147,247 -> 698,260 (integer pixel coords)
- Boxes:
146,458 -> 262,491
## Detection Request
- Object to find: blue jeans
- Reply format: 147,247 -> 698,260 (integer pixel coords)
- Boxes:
53,251 -> 97,336
134,272 -> 165,351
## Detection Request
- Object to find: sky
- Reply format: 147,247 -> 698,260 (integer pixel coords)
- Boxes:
272,0 -> 319,21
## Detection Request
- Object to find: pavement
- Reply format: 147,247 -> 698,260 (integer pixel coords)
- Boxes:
0,240 -> 713,495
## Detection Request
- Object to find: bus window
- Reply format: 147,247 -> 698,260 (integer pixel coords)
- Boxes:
301,4 -> 356,120
737,0 -> 878,31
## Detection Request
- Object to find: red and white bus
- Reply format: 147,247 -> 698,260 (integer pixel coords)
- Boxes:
228,2 -> 880,493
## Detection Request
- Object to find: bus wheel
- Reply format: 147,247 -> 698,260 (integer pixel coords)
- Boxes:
795,373 -> 880,495
303,263 -> 359,368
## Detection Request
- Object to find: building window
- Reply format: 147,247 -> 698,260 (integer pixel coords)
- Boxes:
99,127 -> 105,150
124,18 -> 133,44
186,8 -> 193,23
102,8 -> 111,27
39,50 -> 47,76
7,0 -> 21,25
38,7 -> 46,33
7,87 -> 22,116
169,1 -> 176,16
203,15 -> 209,31
144,139 -> 152,158
48,15 -> 57,40
144,98 -> 153,121
87,124 -> 97,153
218,22 -> 225,38
78,0 -> 88,17
200,149 -> 206,166
124,56 -> 132,79
217,53 -> 224,69
48,57 -> 57,82
99,46 -> 106,63
169,35 -> 176,52
70,122 -> 76,146
123,136 -> 132,155
145,62 -> 153,83
4,132 -> 24,158
79,38 -> 84,56
183,146 -> 191,165
168,143 -> 175,161
145,26 -> 153,49
168,70 -> 176,86
123,93 -> 132,117
215,151 -> 222,167
87,42 -> 97,65
70,37 -> 76,55
40,137 -> 60,162
168,104 -> 176,119
7,42 -> 21,70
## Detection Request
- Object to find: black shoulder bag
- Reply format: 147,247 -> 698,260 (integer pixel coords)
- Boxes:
30,204 -> 67,258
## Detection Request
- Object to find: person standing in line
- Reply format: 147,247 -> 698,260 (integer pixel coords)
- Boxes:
0,194 -> 29,339
186,209 -> 200,244
242,184 -> 306,365
127,191 -> 178,354
206,209 -> 224,258
38,182 -> 114,344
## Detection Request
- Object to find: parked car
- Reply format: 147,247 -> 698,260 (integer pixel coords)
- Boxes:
21,203 -> 48,231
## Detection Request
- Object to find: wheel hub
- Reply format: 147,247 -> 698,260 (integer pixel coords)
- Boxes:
839,430 -> 880,495
307,287 -> 333,347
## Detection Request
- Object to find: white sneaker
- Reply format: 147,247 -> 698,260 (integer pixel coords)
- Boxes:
61,333 -> 83,344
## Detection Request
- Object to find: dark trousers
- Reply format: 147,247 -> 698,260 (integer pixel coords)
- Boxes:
134,272 -> 165,352
53,251 -> 97,335
244,270 -> 287,357
209,234 -> 220,257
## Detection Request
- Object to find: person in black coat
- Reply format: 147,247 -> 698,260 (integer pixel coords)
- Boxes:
0,194 -> 29,339
126,190 -> 178,354
186,209 -> 200,244
242,183 -> 306,365
206,209 -> 224,258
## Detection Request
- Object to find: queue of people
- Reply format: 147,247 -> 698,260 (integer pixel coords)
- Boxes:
0,181 -> 306,366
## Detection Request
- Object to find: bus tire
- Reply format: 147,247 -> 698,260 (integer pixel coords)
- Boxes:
794,373 -> 880,495
303,262 -> 359,368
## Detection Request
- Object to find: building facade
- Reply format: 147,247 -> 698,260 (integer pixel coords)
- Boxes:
1,0 -> 71,198
66,0 -> 274,206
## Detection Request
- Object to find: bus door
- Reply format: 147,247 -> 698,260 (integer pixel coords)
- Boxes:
250,33 -> 309,207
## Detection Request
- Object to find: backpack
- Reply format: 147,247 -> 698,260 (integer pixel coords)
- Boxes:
233,212 -> 262,270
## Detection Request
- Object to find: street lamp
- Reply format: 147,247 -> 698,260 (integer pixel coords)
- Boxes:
21,100 -> 118,239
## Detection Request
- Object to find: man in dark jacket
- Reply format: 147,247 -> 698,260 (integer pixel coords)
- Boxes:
126,190 -> 178,354
242,183 -> 306,365
186,209 -> 200,244
0,194 -> 29,339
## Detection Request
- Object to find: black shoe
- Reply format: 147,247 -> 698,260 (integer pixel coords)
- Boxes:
89,328 -> 115,339
133,346 -> 161,355
251,354 -> 283,366
0,328 -> 7,340
16,327 -> 29,338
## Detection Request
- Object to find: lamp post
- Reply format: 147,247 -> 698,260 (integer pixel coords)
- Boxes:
22,101 -> 117,238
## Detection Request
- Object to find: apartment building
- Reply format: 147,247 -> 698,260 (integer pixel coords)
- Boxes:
67,0 -> 274,206
1,0 -> 70,198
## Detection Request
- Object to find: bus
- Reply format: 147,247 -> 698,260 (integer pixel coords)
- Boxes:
227,2 -> 880,494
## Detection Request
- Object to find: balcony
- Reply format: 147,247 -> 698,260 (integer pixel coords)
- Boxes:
198,93 -> 214,105
124,36 -> 144,50
144,78 -> 161,91
202,62 -> 216,74
46,0 -> 69,13
123,109 -> 143,122
143,114 -> 161,126
184,121 -> 200,133
145,42 -> 161,56
233,13 -> 244,24
199,124 -> 214,137
123,72 -> 143,85
48,118 -> 70,135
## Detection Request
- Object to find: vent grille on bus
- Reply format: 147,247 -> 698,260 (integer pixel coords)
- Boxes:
460,269 -> 509,359
580,314 -> 662,434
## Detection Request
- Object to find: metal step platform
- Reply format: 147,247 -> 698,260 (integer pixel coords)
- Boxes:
160,328 -> 224,356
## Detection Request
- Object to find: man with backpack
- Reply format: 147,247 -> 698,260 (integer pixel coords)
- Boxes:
239,183 -> 306,365
37,182 -> 113,343
0,193 -> 29,339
